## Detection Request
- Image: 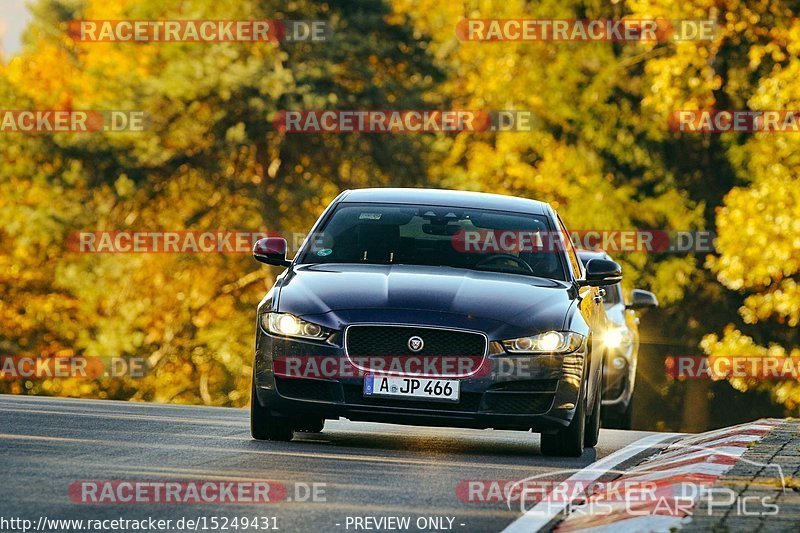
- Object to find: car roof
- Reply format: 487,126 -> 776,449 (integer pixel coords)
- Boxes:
339,188 -> 549,215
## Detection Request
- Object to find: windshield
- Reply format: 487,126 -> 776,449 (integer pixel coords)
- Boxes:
297,203 -> 567,280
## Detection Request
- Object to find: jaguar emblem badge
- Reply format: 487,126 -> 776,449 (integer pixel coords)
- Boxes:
407,336 -> 424,353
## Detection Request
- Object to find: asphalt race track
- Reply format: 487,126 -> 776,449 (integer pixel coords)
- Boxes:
0,394 -> 661,532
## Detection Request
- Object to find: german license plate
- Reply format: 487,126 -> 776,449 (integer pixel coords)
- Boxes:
363,375 -> 460,402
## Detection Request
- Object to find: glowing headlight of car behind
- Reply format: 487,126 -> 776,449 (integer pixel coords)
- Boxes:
502,331 -> 584,354
263,313 -> 329,340
601,327 -> 631,350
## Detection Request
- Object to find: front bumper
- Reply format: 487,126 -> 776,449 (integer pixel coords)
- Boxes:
253,325 -> 587,433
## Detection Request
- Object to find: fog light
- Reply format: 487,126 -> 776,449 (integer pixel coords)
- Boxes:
612,356 -> 627,370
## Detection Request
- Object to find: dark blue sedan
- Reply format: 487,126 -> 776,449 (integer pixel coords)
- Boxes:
251,188 -> 621,456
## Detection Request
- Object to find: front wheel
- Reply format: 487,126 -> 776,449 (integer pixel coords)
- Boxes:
541,390 -> 585,457
250,380 -> 294,441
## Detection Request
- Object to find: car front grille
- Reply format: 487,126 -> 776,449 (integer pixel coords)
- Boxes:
346,325 -> 486,358
345,325 -> 487,377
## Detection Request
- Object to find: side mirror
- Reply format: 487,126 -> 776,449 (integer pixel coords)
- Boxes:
627,289 -> 658,310
253,237 -> 291,267
578,258 -> 622,287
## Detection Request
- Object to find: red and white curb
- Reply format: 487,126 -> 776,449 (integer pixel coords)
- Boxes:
502,419 -> 783,533
501,432 -> 681,533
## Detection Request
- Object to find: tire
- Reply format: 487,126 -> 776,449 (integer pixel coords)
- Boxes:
250,379 -> 294,441
583,381 -> 601,447
295,417 -> 325,433
541,388 -> 585,457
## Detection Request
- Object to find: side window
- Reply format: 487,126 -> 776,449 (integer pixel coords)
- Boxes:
557,215 -> 583,280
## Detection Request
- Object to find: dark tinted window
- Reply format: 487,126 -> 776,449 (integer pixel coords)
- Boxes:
298,203 -> 567,280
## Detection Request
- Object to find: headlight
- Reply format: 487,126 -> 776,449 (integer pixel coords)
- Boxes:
601,328 -> 631,350
263,313 -> 329,340
502,331 -> 583,354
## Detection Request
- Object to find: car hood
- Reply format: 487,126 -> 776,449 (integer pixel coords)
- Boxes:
274,263 -> 575,331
